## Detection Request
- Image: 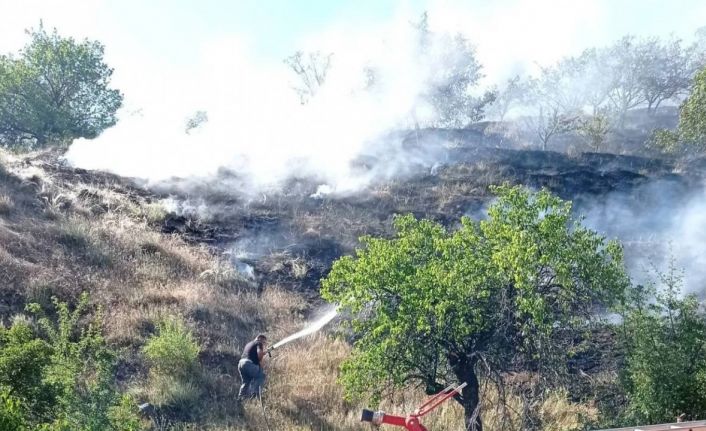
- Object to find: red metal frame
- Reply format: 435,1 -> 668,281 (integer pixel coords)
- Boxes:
362,382 -> 467,431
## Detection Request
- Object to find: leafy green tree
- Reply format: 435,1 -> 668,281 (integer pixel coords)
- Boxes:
620,263 -> 706,424
652,66 -> 706,156
0,24 -> 122,149
322,185 -> 629,430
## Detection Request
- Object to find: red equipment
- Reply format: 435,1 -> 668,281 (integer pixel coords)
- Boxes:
360,382 -> 467,431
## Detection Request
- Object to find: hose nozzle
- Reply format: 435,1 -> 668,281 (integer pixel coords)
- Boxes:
360,409 -> 385,425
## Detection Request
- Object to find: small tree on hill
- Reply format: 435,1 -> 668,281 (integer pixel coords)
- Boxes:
322,185 -> 629,430
412,12 -> 494,128
577,110 -> 613,152
637,37 -> 694,114
0,24 -> 122,149
620,261 -> 706,424
652,66 -> 706,156
284,50 -> 333,105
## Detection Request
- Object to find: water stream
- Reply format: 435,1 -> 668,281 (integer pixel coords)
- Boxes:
272,307 -> 338,349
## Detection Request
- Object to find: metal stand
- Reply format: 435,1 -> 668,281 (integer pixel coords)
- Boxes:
360,382 -> 468,431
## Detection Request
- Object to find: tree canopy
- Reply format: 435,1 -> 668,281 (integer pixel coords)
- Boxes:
0,25 -> 122,149
652,66 -> 706,155
322,185 -> 629,430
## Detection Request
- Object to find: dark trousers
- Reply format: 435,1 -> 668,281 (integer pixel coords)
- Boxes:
238,358 -> 266,399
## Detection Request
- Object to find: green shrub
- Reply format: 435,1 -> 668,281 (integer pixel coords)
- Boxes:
143,317 -> 201,418
620,263 -> 706,424
0,319 -> 53,416
143,317 -> 200,378
108,395 -> 144,431
0,389 -> 26,431
0,294 -> 143,430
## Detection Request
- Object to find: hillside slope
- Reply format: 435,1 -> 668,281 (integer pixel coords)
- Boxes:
1,139 -> 702,430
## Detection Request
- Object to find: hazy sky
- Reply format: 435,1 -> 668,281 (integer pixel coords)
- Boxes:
2,1 -> 705,82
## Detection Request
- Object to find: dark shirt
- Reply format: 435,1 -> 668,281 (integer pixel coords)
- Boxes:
242,340 -> 262,366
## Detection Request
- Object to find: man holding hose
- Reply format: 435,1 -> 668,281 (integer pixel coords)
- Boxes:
238,334 -> 268,401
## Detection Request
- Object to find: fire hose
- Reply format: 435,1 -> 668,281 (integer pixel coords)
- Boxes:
360,382 -> 467,431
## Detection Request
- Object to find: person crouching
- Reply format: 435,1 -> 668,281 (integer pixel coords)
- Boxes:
238,334 -> 268,401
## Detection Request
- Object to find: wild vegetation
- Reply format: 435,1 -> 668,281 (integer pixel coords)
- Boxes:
2,16 -> 706,431
322,186 -> 629,430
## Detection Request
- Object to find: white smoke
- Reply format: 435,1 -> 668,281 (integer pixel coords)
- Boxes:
55,1 -> 706,193
578,179 -> 706,294
65,19 -> 436,193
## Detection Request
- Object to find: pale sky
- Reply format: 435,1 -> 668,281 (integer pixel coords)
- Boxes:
2,0 -> 705,101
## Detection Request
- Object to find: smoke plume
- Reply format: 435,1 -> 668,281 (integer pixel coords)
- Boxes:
578,178 -> 706,294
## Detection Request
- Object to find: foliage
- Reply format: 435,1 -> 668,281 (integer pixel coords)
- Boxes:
675,66 -> 706,151
620,262 -> 706,424
637,37 -> 695,113
143,317 -> 200,378
488,75 -> 529,121
107,395 -> 144,431
322,185 -> 629,429
515,33 -> 700,149
577,111 -> 613,152
0,24 -> 122,149
413,12 -> 494,128
0,317 -> 53,417
0,388 -> 27,431
522,102 -> 578,150
0,294 -> 142,430
652,66 -> 706,156
143,317 -> 201,416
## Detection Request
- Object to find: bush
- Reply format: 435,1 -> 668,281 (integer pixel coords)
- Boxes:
0,294 -> 143,430
0,389 -> 26,431
143,317 -> 200,378
108,395 -> 144,431
143,317 -> 201,418
620,263 -> 706,424
0,318 -> 53,416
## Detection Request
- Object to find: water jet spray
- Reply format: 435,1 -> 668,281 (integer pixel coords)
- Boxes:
265,307 -> 338,354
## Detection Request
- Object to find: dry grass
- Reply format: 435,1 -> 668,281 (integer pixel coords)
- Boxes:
0,150 -> 601,430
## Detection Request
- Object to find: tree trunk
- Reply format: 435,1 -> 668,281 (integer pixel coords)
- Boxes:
449,355 -> 482,431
